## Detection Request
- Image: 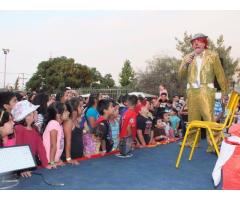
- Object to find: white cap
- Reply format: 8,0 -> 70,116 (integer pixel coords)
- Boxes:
11,100 -> 39,122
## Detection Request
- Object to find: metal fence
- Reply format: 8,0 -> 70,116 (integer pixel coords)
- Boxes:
75,88 -> 135,100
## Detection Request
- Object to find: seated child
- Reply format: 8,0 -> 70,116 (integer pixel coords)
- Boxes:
153,117 -> 168,142
169,108 -> 181,137
160,112 -> 174,138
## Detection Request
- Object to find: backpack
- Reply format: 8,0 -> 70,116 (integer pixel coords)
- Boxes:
93,119 -> 114,153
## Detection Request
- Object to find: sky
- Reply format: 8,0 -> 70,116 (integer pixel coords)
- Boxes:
0,11 -> 240,88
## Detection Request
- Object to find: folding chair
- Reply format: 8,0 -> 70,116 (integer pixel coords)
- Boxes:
176,90 -> 240,168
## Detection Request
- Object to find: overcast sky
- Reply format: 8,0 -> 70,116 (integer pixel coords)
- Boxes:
0,11 -> 240,88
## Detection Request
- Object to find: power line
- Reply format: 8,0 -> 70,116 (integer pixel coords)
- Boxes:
0,72 -> 32,76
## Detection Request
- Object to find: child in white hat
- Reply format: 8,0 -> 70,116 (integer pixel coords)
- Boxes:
11,100 -> 52,172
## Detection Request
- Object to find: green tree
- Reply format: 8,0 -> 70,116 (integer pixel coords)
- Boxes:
136,55 -> 183,97
175,32 -> 238,83
26,57 -> 94,92
119,59 -> 135,87
100,74 -> 115,88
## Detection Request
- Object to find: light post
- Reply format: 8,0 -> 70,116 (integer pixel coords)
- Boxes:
2,49 -> 10,88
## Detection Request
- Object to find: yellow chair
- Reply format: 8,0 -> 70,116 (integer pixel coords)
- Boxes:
176,90 -> 240,168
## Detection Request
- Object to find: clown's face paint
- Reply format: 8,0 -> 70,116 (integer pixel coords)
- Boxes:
192,39 -> 206,55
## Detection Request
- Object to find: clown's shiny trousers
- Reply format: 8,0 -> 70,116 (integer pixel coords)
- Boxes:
185,87 -> 222,150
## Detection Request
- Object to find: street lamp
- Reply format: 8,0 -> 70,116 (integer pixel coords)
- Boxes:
2,48 -> 10,88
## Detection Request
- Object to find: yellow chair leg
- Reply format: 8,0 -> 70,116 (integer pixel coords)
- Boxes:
176,125 -> 191,168
221,131 -> 225,140
189,128 -> 200,161
208,128 -> 220,156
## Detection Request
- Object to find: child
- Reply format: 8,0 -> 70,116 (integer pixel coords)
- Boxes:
119,94 -> 128,118
165,100 -> 173,113
153,117 -> 168,142
136,104 -> 155,146
117,95 -> 138,158
43,102 -> 69,168
0,91 -> 18,113
93,99 -> 114,155
212,123 -> 240,189
159,84 -> 168,99
32,92 -> 49,134
0,109 -> 14,147
109,101 -> 120,150
62,97 -> 84,165
0,91 -> 18,147
169,108 -> 181,137
11,100 -> 52,170
161,112 -> 174,138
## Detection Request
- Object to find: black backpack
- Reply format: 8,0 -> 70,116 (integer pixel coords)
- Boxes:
93,119 -> 114,153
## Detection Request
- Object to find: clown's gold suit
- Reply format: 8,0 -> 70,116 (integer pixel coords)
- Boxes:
179,49 -> 229,149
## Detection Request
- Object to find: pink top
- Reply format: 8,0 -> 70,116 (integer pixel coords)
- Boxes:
3,137 -> 16,147
42,120 -> 64,162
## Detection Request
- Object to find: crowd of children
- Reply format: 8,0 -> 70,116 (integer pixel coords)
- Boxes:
0,86 -> 190,178
1,86 -> 240,189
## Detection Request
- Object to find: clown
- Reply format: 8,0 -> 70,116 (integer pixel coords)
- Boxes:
179,33 -> 228,152
212,123 -> 240,189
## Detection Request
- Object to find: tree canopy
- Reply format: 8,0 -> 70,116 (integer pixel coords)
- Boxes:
26,57 -> 115,92
119,59 -> 136,88
136,55 -> 183,97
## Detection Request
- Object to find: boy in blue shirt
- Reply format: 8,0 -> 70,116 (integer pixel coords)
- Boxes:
169,108 -> 181,137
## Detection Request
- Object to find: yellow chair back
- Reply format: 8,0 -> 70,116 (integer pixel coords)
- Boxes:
223,91 -> 240,128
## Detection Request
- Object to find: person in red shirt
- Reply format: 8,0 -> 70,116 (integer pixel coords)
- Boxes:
11,100 -> 53,177
117,95 -> 138,158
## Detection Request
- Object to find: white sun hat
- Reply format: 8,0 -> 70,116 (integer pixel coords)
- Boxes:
11,100 -> 39,122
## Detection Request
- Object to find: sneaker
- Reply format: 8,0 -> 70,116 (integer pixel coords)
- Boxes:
115,153 -> 133,158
